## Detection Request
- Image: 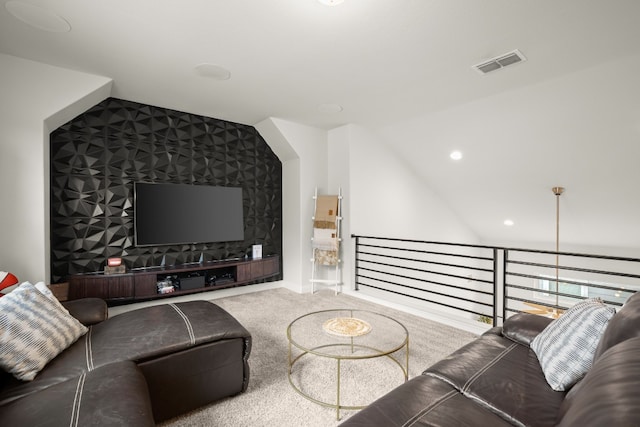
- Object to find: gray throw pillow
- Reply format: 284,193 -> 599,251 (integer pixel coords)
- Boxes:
531,298 -> 615,391
0,282 -> 88,381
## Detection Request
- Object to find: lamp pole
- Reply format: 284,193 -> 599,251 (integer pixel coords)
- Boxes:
552,186 -> 564,315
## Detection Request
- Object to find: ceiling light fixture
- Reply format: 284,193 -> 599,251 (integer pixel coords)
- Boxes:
5,1 -> 71,32
503,219 -> 514,227
194,63 -> 231,81
317,103 -> 343,113
450,150 -> 463,160
318,0 -> 345,5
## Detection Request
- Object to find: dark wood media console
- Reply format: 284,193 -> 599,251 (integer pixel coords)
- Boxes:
67,255 -> 279,304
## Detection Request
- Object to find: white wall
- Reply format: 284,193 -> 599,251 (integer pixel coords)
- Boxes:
259,121 -> 479,295
327,125 -> 351,291
375,53 -> 640,254
0,53 -> 111,282
346,124 -> 478,243
256,118 -> 328,293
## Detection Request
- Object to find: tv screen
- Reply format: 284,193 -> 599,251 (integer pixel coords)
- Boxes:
134,182 -> 244,246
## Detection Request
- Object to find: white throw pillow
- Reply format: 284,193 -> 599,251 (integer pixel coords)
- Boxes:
531,298 -> 615,391
34,281 -> 59,303
0,282 -> 88,381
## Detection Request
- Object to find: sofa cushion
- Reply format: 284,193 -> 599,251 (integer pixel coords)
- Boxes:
339,373 -> 514,427
425,333 -> 565,427
531,298 -> 615,391
556,336 -> 640,426
0,360 -> 154,427
593,291 -> 640,360
0,282 -> 88,381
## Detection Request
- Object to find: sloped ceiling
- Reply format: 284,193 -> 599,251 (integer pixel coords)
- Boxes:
1,0 -> 639,252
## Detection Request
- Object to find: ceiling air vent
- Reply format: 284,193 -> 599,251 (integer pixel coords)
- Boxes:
472,49 -> 527,75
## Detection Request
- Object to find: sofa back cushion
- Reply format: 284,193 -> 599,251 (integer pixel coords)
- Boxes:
556,336 -> 640,426
593,291 -> 640,361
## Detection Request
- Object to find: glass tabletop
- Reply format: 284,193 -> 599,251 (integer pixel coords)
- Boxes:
287,309 -> 408,358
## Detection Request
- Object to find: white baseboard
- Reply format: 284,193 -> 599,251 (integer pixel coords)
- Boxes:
108,280 -> 491,336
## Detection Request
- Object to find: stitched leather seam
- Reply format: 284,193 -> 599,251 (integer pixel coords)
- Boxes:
84,327 -> 94,371
403,390 -> 458,427
462,343 -> 517,392
423,372 -> 459,391
424,372 -> 525,427
464,392 -> 526,427
69,372 -> 86,427
169,303 -> 196,345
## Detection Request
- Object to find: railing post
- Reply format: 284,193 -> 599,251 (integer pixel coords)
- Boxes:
502,249 -> 509,323
493,248 -> 498,326
352,235 -> 359,291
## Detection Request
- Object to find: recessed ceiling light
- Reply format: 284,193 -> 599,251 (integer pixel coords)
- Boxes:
317,103 -> 343,113
450,150 -> 463,160
504,219 -> 514,227
194,63 -> 231,81
318,0 -> 345,5
5,1 -> 71,32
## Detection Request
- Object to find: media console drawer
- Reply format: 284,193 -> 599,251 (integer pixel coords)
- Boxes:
68,274 -> 134,301
68,255 -> 280,304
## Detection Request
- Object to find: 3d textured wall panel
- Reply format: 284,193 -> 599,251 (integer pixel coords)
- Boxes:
50,98 -> 282,283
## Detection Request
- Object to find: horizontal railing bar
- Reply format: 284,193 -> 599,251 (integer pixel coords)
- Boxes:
356,259 -> 495,286
505,247 -> 640,263
506,271 -> 634,293
356,263 -> 494,289
357,249 -> 495,274
505,292 -> 625,310
352,235 -> 501,251
356,243 -> 493,262
505,283 -> 582,301
357,272 -> 494,304
504,295 -> 569,312
507,260 -> 640,280
356,281 -> 491,317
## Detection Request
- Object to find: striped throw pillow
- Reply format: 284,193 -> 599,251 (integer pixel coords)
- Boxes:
531,298 -> 615,391
0,282 -> 88,381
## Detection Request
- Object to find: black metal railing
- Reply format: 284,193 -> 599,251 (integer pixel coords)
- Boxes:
352,235 -> 499,325
352,235 -> 640,327
503,248 -> 640,320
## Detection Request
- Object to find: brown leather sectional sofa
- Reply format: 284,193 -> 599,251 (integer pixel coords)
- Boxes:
341,292 -> 640,427
0,298 -> 251,426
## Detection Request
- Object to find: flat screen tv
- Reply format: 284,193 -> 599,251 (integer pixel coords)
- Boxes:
134,182 -> 244,246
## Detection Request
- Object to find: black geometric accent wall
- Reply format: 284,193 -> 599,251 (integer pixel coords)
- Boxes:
49,97 -> 282,283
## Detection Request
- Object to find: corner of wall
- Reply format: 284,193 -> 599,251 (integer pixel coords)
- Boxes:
255,118 -> 330,293
42,82 -> 113,283
0,54 -> 113,282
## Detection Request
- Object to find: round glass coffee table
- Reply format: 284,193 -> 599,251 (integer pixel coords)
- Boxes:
287,309 -> 409,420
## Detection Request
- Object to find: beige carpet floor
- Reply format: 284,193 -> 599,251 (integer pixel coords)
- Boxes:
160,287 -> 478,427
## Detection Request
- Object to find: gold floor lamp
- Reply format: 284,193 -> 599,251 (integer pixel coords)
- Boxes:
523,186 -> 564,319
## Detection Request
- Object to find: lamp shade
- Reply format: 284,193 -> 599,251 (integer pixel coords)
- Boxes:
0,271 -> 19,296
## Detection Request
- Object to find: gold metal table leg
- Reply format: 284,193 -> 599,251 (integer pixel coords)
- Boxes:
336,358 -> 341,420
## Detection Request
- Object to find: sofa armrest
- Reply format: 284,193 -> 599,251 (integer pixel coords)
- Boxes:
62,298 -> 108,326
501,312 -> 553,346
